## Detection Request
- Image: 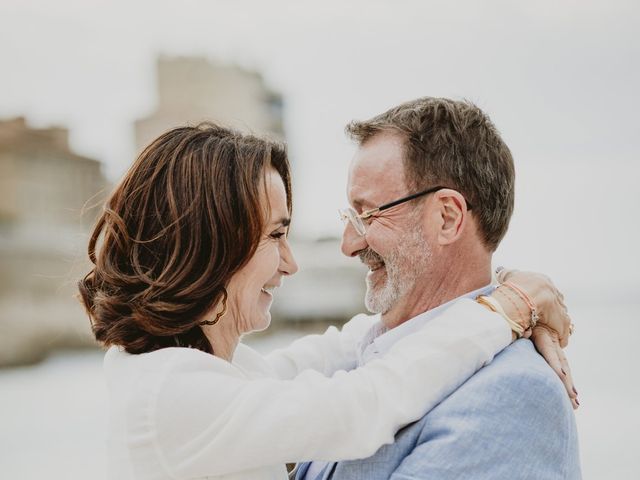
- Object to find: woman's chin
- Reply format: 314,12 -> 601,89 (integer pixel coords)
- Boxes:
250,311 -> 272,333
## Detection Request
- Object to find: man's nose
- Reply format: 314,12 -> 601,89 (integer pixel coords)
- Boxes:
341,222 -> 368,257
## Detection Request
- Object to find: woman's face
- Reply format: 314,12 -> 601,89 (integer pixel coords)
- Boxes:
226,168 -> 298,333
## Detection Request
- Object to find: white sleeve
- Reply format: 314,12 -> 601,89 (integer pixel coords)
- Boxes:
153,299 -> 512,478
263,314 -> 377,378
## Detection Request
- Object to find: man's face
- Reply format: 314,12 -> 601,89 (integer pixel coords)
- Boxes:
341,132 -> 433,315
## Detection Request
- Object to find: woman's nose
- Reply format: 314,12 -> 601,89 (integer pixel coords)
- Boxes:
280,238 -> 298,276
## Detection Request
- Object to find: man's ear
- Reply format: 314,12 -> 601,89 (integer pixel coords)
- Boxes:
435,190 -> 468,245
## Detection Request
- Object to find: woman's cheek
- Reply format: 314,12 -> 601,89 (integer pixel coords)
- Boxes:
262,242 -> 281,275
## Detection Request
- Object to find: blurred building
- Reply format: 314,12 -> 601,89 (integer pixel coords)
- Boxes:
0,117 -> 107,365
134,56 -> 367,325
134,56 -> 284,153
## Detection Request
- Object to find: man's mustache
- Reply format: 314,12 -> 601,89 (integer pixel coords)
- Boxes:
358,248 -> 384,267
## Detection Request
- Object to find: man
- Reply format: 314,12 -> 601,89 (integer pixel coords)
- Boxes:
297,97 -> 581,479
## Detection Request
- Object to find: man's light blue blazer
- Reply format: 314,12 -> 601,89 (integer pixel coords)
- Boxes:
297,339 -> 581,480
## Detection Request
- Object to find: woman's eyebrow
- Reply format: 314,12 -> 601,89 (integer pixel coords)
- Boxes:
272,217 -> 291,227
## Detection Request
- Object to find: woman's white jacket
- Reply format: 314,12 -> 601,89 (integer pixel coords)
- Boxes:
103,299 -> 511,480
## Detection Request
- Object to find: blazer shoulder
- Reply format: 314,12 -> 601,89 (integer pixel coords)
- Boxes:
389,340 -> 582,480
465,339 -> 567,402
426,339 -> 574,428
484,339 -> 566,388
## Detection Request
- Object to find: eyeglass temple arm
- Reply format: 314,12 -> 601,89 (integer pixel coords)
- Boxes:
376,186 -> 447,214
360,189 -> 439,220
360,186 -> 472,220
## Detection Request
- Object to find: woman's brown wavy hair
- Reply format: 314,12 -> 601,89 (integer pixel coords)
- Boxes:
78,123 -> 291,355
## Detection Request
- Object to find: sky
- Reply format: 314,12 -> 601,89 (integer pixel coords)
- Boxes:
1,0 -> 639,296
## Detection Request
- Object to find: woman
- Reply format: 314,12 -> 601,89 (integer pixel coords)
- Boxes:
79,124 -> 574,480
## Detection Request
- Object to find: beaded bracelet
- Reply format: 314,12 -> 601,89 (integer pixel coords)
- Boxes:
495,286 -> 529,329
501,281 -> 540,329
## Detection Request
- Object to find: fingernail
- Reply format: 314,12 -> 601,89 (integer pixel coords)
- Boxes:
575,398 -> 580,406
561,368 -> 567,376
572,386 -> 578,396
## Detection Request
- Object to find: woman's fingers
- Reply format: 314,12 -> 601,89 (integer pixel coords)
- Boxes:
553,298 -> 571,348
557,346 -> 579,409
532,326 -> 562,373
531,326 -> 579,409
496,267 -> 516,283
558,307 -> 571,348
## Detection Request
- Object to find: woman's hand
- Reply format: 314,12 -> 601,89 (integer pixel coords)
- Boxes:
496,269 -> 571,347
491,268 -> 578,409
530,325 -> 579,409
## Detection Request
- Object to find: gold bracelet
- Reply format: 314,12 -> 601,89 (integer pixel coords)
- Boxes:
476,295 -> 525,338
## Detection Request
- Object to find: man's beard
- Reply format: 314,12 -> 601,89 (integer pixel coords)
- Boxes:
359,227 -> 432,315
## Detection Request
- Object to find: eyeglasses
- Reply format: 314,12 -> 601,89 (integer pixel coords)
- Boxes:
339,185 -> 472,236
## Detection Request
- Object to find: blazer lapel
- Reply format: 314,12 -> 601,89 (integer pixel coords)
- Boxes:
293,461 -> 336,480
321,462 -> 337,480
293,462 -> 309,480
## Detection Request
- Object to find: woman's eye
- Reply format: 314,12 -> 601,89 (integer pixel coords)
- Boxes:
269,231 -> 285,240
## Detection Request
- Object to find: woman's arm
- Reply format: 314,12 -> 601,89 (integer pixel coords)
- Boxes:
262,313 -> 376,379
266,270 -> 577,405
151,300 -> 512,478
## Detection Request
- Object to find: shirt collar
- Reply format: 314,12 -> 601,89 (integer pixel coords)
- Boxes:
359,283 -> 495,364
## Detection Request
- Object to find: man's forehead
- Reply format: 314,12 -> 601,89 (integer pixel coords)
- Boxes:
347,133 -> 406,206
353,132 -> 404,166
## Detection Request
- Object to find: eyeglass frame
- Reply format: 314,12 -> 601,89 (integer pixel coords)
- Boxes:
339,185 -> 473,236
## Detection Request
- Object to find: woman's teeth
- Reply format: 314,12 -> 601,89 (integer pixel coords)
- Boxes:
261,286 -> 276,295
